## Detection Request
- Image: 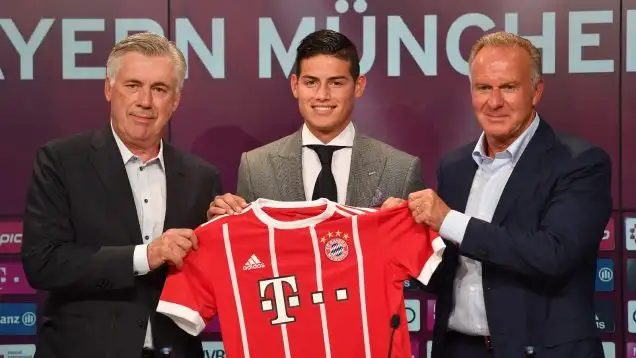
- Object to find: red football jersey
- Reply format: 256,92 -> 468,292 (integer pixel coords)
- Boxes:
157,198 -> 444,358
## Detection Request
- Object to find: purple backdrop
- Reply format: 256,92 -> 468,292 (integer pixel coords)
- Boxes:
0,0 -> 631,356
623,0 -> 636,210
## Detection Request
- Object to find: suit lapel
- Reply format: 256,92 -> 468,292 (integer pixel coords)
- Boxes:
445,149 -> 478,213
491,119 -> 554,224
346,135 -> 384,207
269,130 -> 306,201
162,143 -> 188,231
89,126 -> 142,244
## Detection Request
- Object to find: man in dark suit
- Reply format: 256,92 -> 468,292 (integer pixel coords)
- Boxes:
207,29 -> 424,217
21,32 -> 221,358
386,32 -> 611,357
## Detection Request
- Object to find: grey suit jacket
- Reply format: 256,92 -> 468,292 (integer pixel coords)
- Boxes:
236,128 -> 425,207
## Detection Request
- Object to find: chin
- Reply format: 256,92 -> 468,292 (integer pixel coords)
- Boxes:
307,118 -> 338,130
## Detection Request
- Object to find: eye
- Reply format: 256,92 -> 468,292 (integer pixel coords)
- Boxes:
304,80 -> 316,87
330,81 -> 344,87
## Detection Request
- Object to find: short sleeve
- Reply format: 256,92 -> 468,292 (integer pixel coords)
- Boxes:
376,203 -> 445,285
156,228 -> 217,336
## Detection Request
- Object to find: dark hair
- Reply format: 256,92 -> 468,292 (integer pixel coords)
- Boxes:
294,29 -> 360,79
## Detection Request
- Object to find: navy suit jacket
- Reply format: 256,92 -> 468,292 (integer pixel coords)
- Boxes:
428,119 -> 612,358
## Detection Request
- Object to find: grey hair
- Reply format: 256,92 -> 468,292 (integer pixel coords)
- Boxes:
467,31 -> 542,89
106,32 -> 187,92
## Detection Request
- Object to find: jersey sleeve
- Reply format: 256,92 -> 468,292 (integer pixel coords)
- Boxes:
156,227 -> 217,336
377,203 -> 446,285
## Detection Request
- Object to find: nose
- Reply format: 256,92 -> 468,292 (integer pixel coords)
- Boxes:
136,87 -> 152,109
487,88 -> 504,109
314,82 -> 331,100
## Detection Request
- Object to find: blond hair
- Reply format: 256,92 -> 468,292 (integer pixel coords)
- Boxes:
468,31 -> 542,88
106,32 -> 187,92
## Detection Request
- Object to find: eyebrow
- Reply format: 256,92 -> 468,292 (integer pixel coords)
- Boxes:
474,81 -> 520,87
124,79 -> 171,88
301,75 -> 349,81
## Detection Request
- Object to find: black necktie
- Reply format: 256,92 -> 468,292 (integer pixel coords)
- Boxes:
306,145 -> 347,201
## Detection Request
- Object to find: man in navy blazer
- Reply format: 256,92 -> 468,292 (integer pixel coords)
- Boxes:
386,32 -> 612,357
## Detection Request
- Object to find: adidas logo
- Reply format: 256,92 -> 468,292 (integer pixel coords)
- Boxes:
243,254 -> 265,271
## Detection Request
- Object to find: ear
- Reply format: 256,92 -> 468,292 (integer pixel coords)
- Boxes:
104,76 -> 112,101
532,79 -> 544,107
354,75 -> 367,98
290,74 -> 299,99
172,92 -> 181,113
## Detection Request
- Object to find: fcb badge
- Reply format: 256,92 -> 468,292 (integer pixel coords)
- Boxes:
324,238 -> 349,262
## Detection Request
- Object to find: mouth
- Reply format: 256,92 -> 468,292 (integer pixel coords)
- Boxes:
311,105 -> 337,115
130,113 -> 156,121
485,114 -> 508,120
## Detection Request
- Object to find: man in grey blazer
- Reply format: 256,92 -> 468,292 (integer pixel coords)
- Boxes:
208,29 -> 424,217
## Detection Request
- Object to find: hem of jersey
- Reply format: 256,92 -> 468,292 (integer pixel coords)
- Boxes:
156,300 -> 206,336
416,236 -> 446,285
251,198 -> 337,229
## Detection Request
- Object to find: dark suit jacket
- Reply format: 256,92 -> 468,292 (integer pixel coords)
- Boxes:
21,125 -> 222,358
428,119 -> 611,358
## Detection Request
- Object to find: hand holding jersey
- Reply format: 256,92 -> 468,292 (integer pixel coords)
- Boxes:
147,228 -> 199,270
207,193 -> 249,218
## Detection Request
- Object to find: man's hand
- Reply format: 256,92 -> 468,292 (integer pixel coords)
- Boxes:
206,193 -> 248,220
147,228 -> 198,270
408,189 -> 451,231
380,197 -> 404,210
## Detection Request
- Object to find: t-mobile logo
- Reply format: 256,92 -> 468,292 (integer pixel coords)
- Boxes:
258,275 -> 349,325
258,276 -> 300,325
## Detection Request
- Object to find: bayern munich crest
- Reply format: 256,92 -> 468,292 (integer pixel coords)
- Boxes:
324,238 -> 349,262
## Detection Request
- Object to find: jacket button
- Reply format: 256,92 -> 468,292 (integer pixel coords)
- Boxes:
138,320 -> 146,329
97,279 -> 108,288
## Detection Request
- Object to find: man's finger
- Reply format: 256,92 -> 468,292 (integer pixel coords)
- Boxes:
165,249 -> 184,269
413,213 -> 427,225
214,196 -> 235,213
164,228 -> 195,239
235,196 -> 249,209
171,236 -> 193,253
408,197 -> 423,212
408,190 -> 426,201
190,232 -> 199,250
208,206 -> 228,219
224,196 -> 244,214
381,197 -> 403,209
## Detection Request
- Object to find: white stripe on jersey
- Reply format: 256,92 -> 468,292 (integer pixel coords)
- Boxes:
200,205 -> 254,228
336,205 -> 366,215
356,207 -> 378,213
351,216 -> 371,358
335,208 -> 353,217
222,223 -> 251,358
268,226 -> 292,358
335,204 -> 378,216
309,226 -> 332,358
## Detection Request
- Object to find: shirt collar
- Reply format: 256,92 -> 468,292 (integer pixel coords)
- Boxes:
472,113 -> 541,165
301,121 -> 355,147
110,121 -> 164,167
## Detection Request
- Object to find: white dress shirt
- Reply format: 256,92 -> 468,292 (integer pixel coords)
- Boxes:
439,114 -> 540,336
112,123 -> 166,349
301,121 -> 355,204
